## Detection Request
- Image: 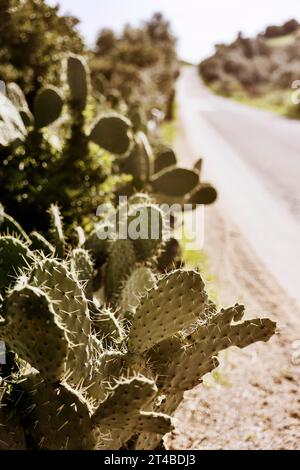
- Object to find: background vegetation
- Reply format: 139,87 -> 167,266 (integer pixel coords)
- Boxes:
199,19 -> 300,118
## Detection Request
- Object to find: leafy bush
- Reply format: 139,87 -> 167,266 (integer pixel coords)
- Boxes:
92,13 -> 178,119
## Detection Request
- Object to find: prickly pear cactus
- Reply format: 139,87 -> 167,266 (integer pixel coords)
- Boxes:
0,236 -> 34,296
90,113 -> 132,155
33,86 -> 63,129
118,133 -> 217,207
67,54 -> 89,111
0,206 -> 276,450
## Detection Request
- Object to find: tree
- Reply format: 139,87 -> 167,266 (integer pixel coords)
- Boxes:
0,0 -> 85,104
95,28 -> 116,56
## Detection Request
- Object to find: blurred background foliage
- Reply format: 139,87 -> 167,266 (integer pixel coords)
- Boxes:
0,1 -> 178,117
91,12 -> 178,119
199,19 -> 300,118
0,0 -> 85,105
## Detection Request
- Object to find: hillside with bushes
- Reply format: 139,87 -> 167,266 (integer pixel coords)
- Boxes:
199,19 -> 300,117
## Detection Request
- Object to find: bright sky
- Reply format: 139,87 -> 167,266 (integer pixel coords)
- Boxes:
47,0 -> 300,63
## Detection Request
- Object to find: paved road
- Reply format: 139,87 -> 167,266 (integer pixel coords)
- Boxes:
177,67 -> 300,307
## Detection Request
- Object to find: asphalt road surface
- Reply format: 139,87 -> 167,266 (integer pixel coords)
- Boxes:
177,67 -> 300,307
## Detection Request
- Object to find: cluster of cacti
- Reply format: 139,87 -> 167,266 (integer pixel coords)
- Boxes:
0,203 -> 276,450
0,54 -> 133,232
118,138 -> 217,207
1,51 -> 217,235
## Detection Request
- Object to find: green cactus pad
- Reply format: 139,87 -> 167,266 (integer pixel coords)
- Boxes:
89,113 -> 131,155
126,203 -> 165,261
67,55 -> 88,111
120,132 -> 153,185
91,306 -> 124,344
188,183 -> 218,206
119,267 -> 156,318
48,204 -> 65,259
0,409 -> 26,450
70,248 -> 94,297
88,350 -> 125,405
2,285 -> 69,381
193,158 -> 203,174
33,86 -> 63,129
154,147 -> 177,174
29,259 -> 93,387
30,231 -> 55,256
30,259 -> 92,341
136,411 -> 172,434
151,304 -> 276,393
151,168 -> 199,197
128,270 -> 208,353
93,376 -> 172,441
84,224 -> 112,265
104,239 -> 136,301
0,236 -> 34,296
93,377 -> 159,431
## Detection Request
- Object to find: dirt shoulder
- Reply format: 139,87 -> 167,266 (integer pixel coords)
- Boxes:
165,111 -> 300,450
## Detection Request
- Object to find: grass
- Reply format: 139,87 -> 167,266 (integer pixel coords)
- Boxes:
208,82 -> 300,120
233,90 -> 291,115
179,231 -> 218,304
179,59 -> 194,67
232,89 -> 300,119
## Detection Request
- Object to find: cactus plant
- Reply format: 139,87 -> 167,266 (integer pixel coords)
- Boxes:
33,86 -> 63,129
0,54 -> 134,233
0,206 -> 276,450
90,113 -> 132,155
118,133 -> 217,208
154,146 -> 177,174
67,54 -> 89,111
48,204 -> 65,259
151,167 -> 199,197
0,236 -> 34,297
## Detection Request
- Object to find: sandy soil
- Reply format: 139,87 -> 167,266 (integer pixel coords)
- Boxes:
165,99 -> 300,450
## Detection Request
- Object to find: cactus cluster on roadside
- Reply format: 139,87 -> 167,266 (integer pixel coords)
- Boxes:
118,135 -> 217,207
0,204 -> 276,450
